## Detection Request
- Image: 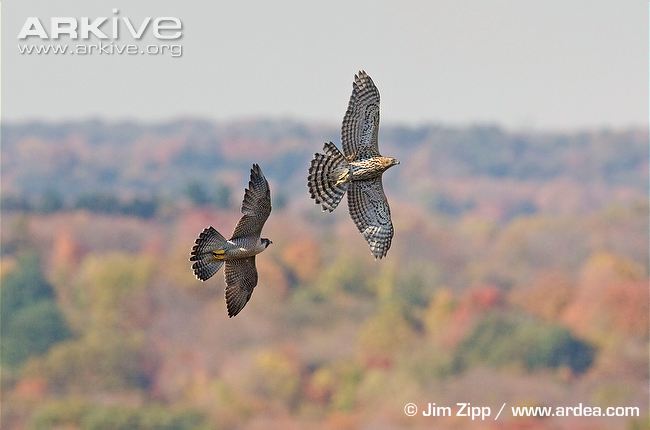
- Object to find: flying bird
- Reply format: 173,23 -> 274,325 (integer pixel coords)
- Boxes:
308,71 -> 399,258
190,164 -> 272,317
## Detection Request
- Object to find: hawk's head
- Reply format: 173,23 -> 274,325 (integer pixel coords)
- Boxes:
261,238 -> 273,248
383,157 -> 400,169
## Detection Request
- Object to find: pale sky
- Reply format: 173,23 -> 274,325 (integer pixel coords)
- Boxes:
2,0 -> 647,131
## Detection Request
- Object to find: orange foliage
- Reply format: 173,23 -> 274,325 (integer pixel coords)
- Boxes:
438,285 -> 504,348
3,121 -> 649,430
357,304 -> 415,369
564,279 -> 649,345
510,272 -> 573,321
424,288 -> 455,336
303,367 -> 334,404
257,257 -> 290,297
563,252 -> 648,345
177,208 -> 238,245
281,238 -> 321,284
0,256 -> 17,279
467,284 -> 504,310
50,229 -> 84,271
13,377 -> 47,401
324,412 -> 360,430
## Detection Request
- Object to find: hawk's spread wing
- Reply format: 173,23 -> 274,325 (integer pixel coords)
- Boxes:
347,177 -> 394,259
231,164 -> 272,240
224,257 -> 258,317
341,71 -> 381,161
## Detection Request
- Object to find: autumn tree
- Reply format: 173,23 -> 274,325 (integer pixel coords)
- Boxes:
246,349 -> 302,409
29,401 -> 209,430
357,302 -> 416,368
23,253 -> 156,395
1,253 -> 71,367
454,312 -> 594,374
281,237 -> 322,285
563,252 -> 648,346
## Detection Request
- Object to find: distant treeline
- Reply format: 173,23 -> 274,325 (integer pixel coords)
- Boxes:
1,180 -> 234,218
2,120 -> 646,203
2,191 -> 161,218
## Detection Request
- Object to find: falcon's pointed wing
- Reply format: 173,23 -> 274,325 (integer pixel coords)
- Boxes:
224,257 -> 258,317
347,177 -> 394,259
341,71 -> 381,161
231,164 -> 272,240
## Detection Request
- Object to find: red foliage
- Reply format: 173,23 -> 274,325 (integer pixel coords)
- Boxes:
50,229 -> 85,271
437,285 -> 504,348
14,377 -> 47,400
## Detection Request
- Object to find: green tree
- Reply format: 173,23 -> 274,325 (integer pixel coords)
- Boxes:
454,312 -> 594,374
357,303 -> 416,367
66,253 -> 153,332
121,197 -> 159,218
1,193 -> 31,211
213,183 -> 232,208
30,401 -> 210,430
248,350 -> 301,408
393,262 -> 439,310
184,181 -> 210,206
74,193 -> 120,214
1,253 -> 54,324
1,253 -> 71,367
37,189 -> 64,213
29,331 -> 150,393
2,301 -> 71,367
24,253 -> 156,393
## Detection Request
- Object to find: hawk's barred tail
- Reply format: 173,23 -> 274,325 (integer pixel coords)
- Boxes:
308,142 -> 350,212
190,226 -> 227,281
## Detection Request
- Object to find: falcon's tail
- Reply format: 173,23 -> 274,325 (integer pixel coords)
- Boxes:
308,142 -> 350,212
190,226 -> 227,281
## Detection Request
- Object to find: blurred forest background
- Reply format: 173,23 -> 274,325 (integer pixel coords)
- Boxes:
1,119 -> 648,429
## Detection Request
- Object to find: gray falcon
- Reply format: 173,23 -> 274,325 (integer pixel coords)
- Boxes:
190,164 -> 272,317
308,71 -> 399,258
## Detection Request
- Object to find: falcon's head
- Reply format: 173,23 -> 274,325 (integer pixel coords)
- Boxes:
261,238 -> 273,248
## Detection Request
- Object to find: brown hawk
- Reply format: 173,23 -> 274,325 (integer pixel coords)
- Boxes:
308,71 -> 399,259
